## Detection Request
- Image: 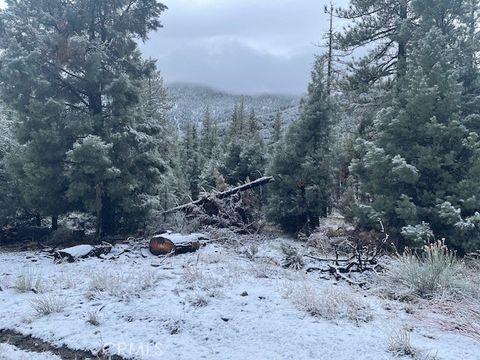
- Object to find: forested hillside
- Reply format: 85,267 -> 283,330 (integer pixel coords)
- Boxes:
167,82 -> 301,137
0,0 -> 478,253
0,1 -> 479,359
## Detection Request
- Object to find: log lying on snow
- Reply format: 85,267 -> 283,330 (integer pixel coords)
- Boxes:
162,176 -> 274,215
149,233 -> 207,256
54,243 -> 112,262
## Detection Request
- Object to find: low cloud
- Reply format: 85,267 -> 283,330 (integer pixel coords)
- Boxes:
141,0 -> 348,94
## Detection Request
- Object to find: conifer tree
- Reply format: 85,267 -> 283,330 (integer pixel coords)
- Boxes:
222,105 -> 266,185
0,0 -> 168,235
198,110 -> 223,192
271,112 -> 283,145
268,57 -> 332,232
181,123 -> 203,198
349,24 -> 480,251
139,70 -> 188,214
0,105 -> 22,224
335,0 -> 413,83
200,106 -> 218,160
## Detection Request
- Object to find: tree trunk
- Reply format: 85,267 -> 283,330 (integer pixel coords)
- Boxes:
101,194 -> 115,236
95,182 -> 104,237
51,216 -> 58,231
397,0 -> 408,79
326,3 -> 334,95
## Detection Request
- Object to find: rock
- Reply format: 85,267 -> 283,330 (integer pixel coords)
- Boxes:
241,291 -> 248,297
54,243 -> 112,263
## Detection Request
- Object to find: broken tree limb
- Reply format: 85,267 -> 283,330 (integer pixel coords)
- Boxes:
161,176 -> 274,215
304,254 -> 350,263
325,265 -> 367,287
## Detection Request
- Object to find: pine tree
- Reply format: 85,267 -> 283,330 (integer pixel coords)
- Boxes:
349,23 -> 480,251
0,0 -> 168,235
268,56 -> 332,232
458,0 -> 480,117
272,112 -> 283,145
198,109 -> 223,192
7,100 -> 73,230
139,70 -> 188,215
200,106 -> 218,160
335,0 -> 413,83
0,105 -> 23,224
222,105 -> 266,185
181,123 -> 203,199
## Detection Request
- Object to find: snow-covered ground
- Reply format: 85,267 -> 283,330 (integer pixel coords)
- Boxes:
0,343 -> 60,360
0,236 -> 478,360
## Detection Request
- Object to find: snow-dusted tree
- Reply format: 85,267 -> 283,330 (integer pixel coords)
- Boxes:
457,0 -> 480,117
268,56 -> 333,232
335,0 -> 413,83
350,26 -> 480,251
222,105 -> 266,185
197,107 -> 223,191
271,112 -> 283,145
0,0 -> 168,235
181,123 -> 203,199
200,106 -> 218,160
5,100 -> 73,230
0,105 -> 23,224
139,70 -> 188,214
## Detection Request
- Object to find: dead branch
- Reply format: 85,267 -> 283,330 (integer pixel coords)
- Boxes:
161,176 -> 274,215
306,219 -> 389,286
325,265 -> 367,287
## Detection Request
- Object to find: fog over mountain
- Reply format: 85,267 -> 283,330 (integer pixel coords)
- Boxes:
140,0 -> 348,95
167,82 -> 301,138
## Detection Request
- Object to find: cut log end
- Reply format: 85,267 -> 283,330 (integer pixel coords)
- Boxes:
149,234 -> 203,256
149,236 -> 176,256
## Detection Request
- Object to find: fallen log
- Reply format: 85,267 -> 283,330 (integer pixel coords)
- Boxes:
162,176 -> 274,215
149,233 -> 206,256
54,242 -> 112,262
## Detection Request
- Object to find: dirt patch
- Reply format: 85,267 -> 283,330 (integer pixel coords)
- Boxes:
0,329 -> 127,360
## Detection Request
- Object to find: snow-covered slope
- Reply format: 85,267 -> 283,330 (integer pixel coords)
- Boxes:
0,237 -> 478,360
167,83 -> 301,133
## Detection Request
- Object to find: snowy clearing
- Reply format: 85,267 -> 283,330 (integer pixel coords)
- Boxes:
0,342 -> 60,360
0,236 -> 478,360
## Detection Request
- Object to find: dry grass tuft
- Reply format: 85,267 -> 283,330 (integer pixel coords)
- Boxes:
31,294 -> 66,316
388,328 -> 417,357
14,268 -> 43,293
283,282 -> 372,324
88,269 -> 160,299
381,240 -> 475,300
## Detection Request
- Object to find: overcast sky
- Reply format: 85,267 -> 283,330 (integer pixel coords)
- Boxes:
0,0 -> 347,95
141,0 -> 348,95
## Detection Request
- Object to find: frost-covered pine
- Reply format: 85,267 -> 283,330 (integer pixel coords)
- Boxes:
349,25 -> 480,251
181,123 -> 203,199
267,56 -> 333,232
0,0 -> 168,235
0,105 -> 23,224
221,104 -> 266,185
335,0 -> 411,83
